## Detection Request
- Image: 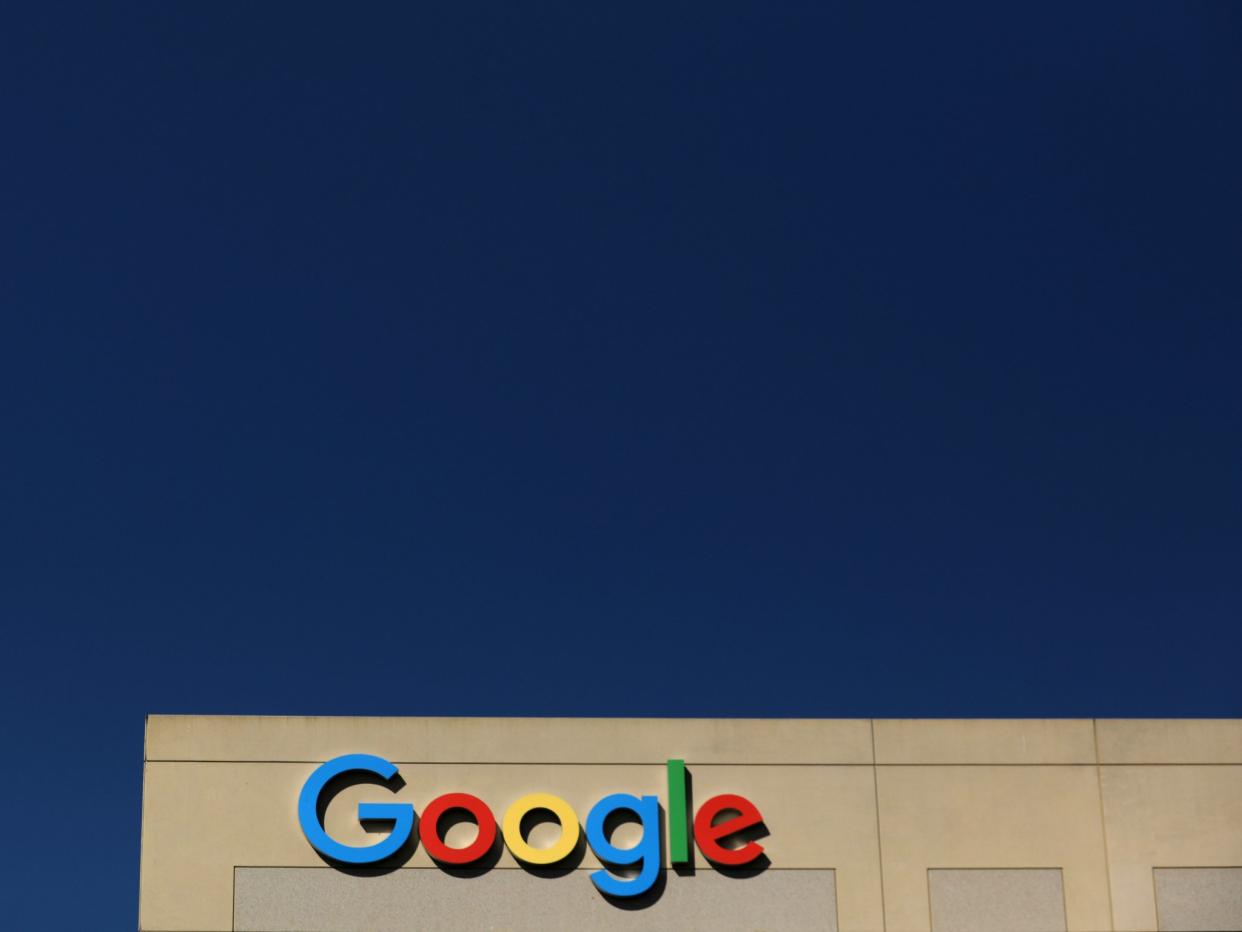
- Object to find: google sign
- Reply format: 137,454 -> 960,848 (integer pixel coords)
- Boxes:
298,754 -> 767,898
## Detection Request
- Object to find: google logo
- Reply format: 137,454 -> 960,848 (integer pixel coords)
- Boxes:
298,754 -> 767,898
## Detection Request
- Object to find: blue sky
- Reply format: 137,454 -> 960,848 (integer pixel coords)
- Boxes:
1,3 -> 1239,927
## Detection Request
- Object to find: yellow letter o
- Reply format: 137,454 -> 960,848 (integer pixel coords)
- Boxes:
502,793 -> 580,865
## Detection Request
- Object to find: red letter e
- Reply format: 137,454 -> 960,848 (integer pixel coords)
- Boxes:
693,793 -> 765,866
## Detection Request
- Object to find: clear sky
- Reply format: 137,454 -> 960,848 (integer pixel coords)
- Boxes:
2,3 -> 1239,927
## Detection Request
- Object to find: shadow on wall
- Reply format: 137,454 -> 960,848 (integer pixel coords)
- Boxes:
679,765 -> 771,879
313,764 -> 769,908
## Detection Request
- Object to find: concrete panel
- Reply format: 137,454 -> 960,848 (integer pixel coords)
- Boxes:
146,715 -> 874,765
928,869 -> 1066,932
1100,765 -> 1242,931
875,766 -> 1111,932
140,760 -> 883,931
234,866 -> 838,932
1096,719 -> 1242,764
1154,867 -> 1242,931
873,720 -> 1095,765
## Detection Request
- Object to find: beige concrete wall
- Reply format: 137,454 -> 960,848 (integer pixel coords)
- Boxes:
139,717 -> 1242,932
874,764 -> 1111,930
233,867 -> 840,932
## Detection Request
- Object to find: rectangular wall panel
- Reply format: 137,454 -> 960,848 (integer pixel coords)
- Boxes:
1154,867 -> 1242,932
929,868 -> 1066,932
139,759 -> 883,930
147,715 -> 874,764
234,866 -> 838,932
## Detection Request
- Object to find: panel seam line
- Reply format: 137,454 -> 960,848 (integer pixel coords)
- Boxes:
1094,719 -> 1117,931
871,719 -> 888,932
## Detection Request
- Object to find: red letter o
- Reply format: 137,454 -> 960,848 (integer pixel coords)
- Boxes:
418,793 -> 497,864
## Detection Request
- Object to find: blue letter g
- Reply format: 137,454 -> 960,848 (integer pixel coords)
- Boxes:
297,753 -> 414,864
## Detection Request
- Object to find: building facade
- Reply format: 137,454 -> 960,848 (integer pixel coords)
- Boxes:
139,716 -> 1242,931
